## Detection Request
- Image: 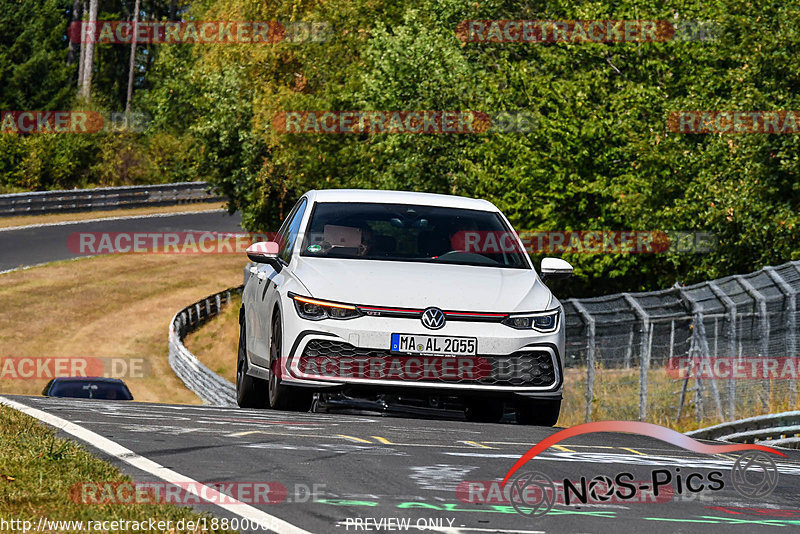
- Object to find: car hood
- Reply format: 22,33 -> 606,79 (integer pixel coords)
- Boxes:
293,258 -> 553,312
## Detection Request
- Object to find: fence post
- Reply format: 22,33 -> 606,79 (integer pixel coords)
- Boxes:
624,326 -> 634,369
623,294 -> 651,421
764,266 -> 798,401
736,275 -> 771,412
676,284 -> 724,421
764,267 -> 797,356
736,276 -> 770,357
572,300 -> 595,423
707,282 -> 738,419
669,319 -> 676,361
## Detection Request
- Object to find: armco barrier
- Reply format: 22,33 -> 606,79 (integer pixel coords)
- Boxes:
0,182 -> 222,216
168,287 -> 241,407
686,411 -> 800,449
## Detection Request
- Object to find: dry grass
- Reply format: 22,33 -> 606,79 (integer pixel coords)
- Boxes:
559,367 -> 700,431
559,366 -> 800,432
0,405 -> 235,533
0,253 -> 246,403
184,294 -> 241,385
0,202 -> 226,229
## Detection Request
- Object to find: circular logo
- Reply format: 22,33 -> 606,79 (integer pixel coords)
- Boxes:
587,475 -> 615,502
730,451 -> 779,499
307,244 -> 322,253
507,471 -> 556,517
421,307 -> 446,330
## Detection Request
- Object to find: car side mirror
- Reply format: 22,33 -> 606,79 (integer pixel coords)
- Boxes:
246,241 -> 283,272
540,257 -> 573,281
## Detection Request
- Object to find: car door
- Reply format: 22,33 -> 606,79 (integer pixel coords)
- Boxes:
249,198 -> 308,367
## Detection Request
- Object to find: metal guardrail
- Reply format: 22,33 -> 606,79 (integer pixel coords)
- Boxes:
0,182 -> 223,216
168,287 -> 241,407
686,411 -> 800,448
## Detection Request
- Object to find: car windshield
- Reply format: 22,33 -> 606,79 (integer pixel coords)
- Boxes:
48,381 -> 133,400
300,202 -> 529,268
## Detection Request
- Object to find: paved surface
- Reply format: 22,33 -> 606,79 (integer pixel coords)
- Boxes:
6,395 -> 800,534
0,210 -> 243,272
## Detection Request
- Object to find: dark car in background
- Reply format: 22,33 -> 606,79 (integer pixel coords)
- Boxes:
42,377 -> 134,400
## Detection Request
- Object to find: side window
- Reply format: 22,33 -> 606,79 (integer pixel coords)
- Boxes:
278,198 -> 307,263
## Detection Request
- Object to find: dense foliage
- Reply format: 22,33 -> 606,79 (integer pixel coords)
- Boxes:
1,0 -> 798,295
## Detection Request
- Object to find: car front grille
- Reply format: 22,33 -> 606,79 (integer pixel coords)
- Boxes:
298,339 -> 557,388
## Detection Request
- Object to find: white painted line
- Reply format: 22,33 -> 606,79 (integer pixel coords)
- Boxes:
0,208 -> 227,233
0,255 -> 98,276
0,396 -> 311,534
337,434 -> 373,444
460,440 -> 496,449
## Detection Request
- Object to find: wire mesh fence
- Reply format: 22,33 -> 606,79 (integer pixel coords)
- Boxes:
563,260 -> 800,426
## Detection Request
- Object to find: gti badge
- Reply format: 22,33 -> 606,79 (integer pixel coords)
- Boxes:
421,307 -> 446,330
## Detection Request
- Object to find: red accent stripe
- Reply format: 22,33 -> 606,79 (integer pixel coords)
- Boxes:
358,306 -> 423,313
446,312 -> 507,317
357,306 -> 507,317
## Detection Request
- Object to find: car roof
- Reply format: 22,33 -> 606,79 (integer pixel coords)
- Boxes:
304,189 -> 498,212
50,376 -> 127,384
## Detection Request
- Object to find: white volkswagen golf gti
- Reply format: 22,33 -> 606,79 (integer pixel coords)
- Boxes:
237,189 -> 572,425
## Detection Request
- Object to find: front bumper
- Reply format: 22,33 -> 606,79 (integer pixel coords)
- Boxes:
280,313 -> 564,396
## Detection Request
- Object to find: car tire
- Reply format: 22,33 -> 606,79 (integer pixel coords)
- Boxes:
464,399 -> 504,423
236,318 -> 267,408
515,398 -> 561,426
268,312 -> 313,412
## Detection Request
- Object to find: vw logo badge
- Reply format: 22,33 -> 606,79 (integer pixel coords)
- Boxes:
421,307 -> 446,330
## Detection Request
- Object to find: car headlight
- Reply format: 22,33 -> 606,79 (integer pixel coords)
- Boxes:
291,294 -> 362,321
502,309 -> 560,332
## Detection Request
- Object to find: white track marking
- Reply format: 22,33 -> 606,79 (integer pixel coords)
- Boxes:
0,255 -> 97,275
0,208 -> 227,233
0,396 -> 311,534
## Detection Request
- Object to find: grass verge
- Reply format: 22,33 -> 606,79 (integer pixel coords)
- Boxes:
184,295 -> 240,385
0,404 -> 235,533
0,202 -> 226,230
0,254 -> 245,403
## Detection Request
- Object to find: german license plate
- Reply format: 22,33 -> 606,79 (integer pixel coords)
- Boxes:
390,334 -> 477,356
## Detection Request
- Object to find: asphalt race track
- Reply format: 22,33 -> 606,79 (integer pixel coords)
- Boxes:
4,210 -> 800,533
0,210 -> 243,272
4,395 -> 800,534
